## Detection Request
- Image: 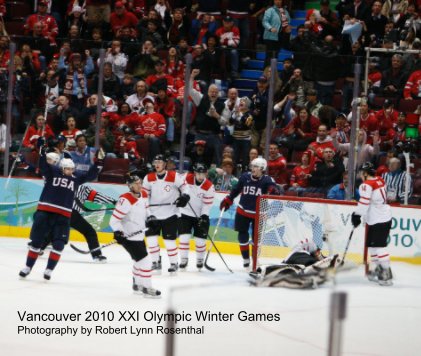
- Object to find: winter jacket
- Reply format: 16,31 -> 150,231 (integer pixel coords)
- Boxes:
262,6 -> 290,41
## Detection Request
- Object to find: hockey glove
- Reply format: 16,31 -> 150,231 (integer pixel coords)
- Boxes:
351,212 -> 361,228
198,215 -> 210,235
175,193 -> 190,208
113,230 -> 126,244
220,196 -> 233,211
146,215 -> 159,230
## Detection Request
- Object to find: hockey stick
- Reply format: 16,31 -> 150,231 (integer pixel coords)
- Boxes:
70,229 -> 145,254
204,208 -> 234,273
339,227 -> 356,267
149,202 -> 177,207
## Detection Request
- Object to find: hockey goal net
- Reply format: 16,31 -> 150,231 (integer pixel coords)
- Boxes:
252,196 -> 367,272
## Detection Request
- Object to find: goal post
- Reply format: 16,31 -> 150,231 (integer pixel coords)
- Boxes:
253,196 -> 368,272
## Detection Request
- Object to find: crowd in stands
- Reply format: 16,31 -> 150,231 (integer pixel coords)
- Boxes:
0,0 -> 420,205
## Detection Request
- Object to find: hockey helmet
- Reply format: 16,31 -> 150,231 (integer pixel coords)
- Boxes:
360,162 -> 376,176
46,152 -> 60,165
193,163 -> 207,173
250,157 -> 267,171
153,154 -> 167,163
126,171 -> 141,185
60,158 -> 75,170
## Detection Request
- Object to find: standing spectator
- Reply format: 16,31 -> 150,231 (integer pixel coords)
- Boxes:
222,88 -> 240,126
50,95 -> 80,133
191,13 -> 217,46
167,8 -> 190,46
310,147 -> 345,193
103,40 -> 128,82
230,97 -> 254,169
215,16 -> 241,79
205,35 -> 225,79
91,62 -> 122,100
191,44 -> 212,87
24,0 -> 59,46
227,0 -> 254,60
262,0 -> 290,67
189,69 -> 225,165
382,158 -> 412,204
110,1 -> 139,37
153,80 -> 176,146
207,158 -> 239,192
380,54 -> 408,98
327,171 -> 359,200
250,76 -> 269,150
85,0 -> 111,26
305,89 -> 323,118
363,1 -> 388,43
85,113 -> 115,156
267,142 -> 288,187
138,19 -> 165,50
127,40 -> 159,79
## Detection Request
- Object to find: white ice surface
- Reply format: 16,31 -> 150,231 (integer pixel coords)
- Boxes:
0,237 -> 421,356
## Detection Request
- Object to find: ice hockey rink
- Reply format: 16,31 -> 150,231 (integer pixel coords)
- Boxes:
1,237 -> 420,356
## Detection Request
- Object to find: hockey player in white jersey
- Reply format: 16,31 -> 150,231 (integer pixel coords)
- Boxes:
109,171 -> 161,297
142,154 -> 190,274
178,163 -> 215,270
351,162 -> 393,286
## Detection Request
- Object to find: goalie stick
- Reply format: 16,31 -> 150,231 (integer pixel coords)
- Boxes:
70,229 -> 145,255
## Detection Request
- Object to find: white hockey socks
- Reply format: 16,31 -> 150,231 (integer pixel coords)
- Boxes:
164,239 -> 178,265
133,256 -> 152,288
376,247 -> 391,269
179,234 -> 191,260
195,237 -> 207,262
368,247 -> 379,269
147,235 -> 160,263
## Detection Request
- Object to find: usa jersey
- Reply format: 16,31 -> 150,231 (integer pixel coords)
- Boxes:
355,177 -> 392,225
228,172 -> 278,218
110,190 -> 149,241
142,170 -> 186,219
37,154 -> 98,218
179,173 -> 215,218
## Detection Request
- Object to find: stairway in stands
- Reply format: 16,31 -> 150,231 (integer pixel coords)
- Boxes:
236,1 -> 339,97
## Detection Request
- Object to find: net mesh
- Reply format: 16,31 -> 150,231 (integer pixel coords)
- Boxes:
253,197 -> 366,270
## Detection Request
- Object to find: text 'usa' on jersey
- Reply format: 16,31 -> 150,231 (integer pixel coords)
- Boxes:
230,172 -> 277,218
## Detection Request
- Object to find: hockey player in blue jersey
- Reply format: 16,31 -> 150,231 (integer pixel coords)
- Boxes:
220,157 -> 280,268
19,151 -> 98,280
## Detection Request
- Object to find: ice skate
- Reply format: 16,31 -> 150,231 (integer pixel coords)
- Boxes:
19,267 -> 31,278
377,266 -> 393,286
243,258 -> 250,269
93,255 -> 107,263
179,258 -> 188,270
367,265 -> 379,283
168,263 -> 178,275
140,287 -> 161,298
151,256 -> 162,275
43,269 -> 53,281
196,259 -> 204,270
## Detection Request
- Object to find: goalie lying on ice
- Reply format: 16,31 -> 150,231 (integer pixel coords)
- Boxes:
250,239 -> 339,289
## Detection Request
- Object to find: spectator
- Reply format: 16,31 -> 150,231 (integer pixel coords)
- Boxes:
35,69 -> 60,112
267,142 -> 288,187
69,133 -> 96,173
196,0 -> 223,17
230,97 -> 254,169
308,124 -> 336,159
215,16 -> 241,79
125,80 -> 155,113
187,140 -> 214,168
288,150 -> 313,194
343,0 -> 370,20
191,14 -> 217,46
262,0 -> 291,67
227,0 -> 254,59
190,69 -> 225,165
121,73 -> 135,100
279,57 -> 294,86
139,19 -> 165,50
363,0 -> 388,43
103,40 -> 128,82
153,0 -> 172,30
50,95 -> 80,133
404,68 -> 421,100
332,129 -> 380,170
128,101 -> 166,162
91,62 -> 122,100
191,44 -> 212,87
164,46 -> 185,80
250,76 -> 269,150
333,112 -> 351,143
145,60 -> 176,97
167,8 -> 190,46
207,158 -> 239,192
281,106 -> 320,152
153,80 -> 176,146
110,1 -> 139,37
24,0 -> 59,46
380,54 -> 408,98
317,0 -> 340,37
117,126 -> 141,168
305,89 -> 323,118
282,68 -> 313,107
24,22 -> 53,64
60,116 -> 82,141
59,50 -> 94,110
310,147 -> 345,193
347,98 -> 379,144
22,113 -> 54,151
222,88 -> 240,125
327,171 -> 359,200
127,40 -> 158,79
85,0 -> 111,26
392,112 -> 408,144
205,34 -> 225,78
376,149 -> 397,176
375,99 -> 398,148
85,112 -> 115,156
67,5 -> 87,37
382,157 -> 412,204
248,148 -> 259,165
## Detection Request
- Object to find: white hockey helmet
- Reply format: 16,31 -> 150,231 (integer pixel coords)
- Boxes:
60,158 -> 75,170
46,152 -> 60,165
250,157 -> 267,171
